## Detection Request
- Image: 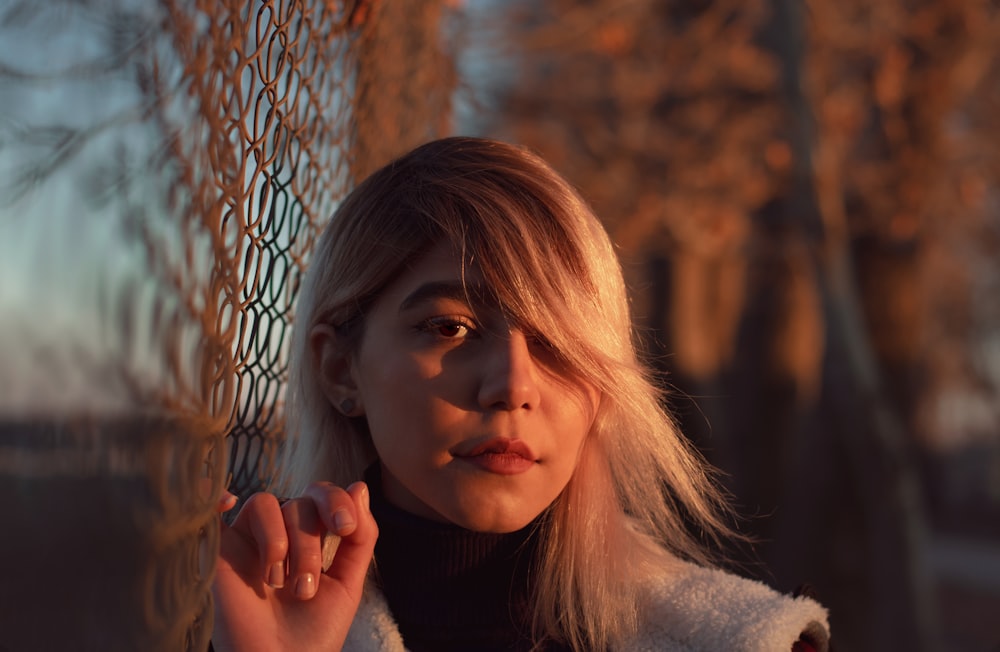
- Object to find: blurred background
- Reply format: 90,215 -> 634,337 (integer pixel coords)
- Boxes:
2,0 -> 998,650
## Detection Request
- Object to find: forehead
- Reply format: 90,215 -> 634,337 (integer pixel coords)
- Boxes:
374,241 -> 488,311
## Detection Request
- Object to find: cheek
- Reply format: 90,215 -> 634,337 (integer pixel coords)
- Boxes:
356,357 -> 409,441
557,382 -> 600,442
565,392 -> 600,471
359,358 -> 455,451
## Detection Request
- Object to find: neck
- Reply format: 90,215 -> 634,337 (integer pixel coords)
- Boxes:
365,465 -> 543,652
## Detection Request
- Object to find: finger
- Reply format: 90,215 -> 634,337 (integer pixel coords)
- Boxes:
299,482 -> 361,575
322,481 -> 378,603
230,492 -> 289,588
280,497 -> 328,600
301,481 -> 359,538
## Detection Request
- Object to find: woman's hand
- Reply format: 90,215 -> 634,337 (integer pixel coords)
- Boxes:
211,482 -> 378,652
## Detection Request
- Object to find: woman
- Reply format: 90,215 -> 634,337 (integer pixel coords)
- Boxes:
212,137 -> 830,651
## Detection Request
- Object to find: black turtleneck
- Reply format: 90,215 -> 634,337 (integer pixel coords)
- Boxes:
366,466 -> 560,652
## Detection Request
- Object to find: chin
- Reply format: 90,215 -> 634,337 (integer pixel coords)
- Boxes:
445,502 -> 547,534
421,473 -> 558,532
459,519 -> 536,534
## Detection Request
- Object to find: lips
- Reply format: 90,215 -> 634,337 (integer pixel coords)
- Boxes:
452,438 -> 537,475
458,438 -> 535,459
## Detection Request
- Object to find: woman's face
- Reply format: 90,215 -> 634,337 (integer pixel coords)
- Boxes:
348,241 -> 599,533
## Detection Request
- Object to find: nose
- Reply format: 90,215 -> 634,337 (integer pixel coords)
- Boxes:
477,329 -> 542,411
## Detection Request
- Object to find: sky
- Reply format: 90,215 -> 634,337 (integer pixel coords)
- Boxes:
0,0 -> 344,419
0,1 -> 203,415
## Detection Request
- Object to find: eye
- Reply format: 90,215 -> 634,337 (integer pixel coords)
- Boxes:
419,316 -> 477,340
435,321 -> 467,338
523,330 -> 566,366
526,332 -> 556,355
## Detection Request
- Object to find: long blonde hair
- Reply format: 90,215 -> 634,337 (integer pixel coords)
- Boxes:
276,137 -> 736,650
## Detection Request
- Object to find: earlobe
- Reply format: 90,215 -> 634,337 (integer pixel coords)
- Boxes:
310,324 -> 365,416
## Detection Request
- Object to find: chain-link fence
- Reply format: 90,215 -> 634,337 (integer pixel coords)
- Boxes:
0,0 -> 455,648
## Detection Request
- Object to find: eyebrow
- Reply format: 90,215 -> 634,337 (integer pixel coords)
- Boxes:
398,281 -> 490,313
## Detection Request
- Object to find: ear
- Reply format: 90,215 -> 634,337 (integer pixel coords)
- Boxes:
310,323 -> 365,417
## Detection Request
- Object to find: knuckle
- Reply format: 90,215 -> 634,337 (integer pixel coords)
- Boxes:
261,539 -> 289,561
293,549 -> 323,569
243,492 -> 279,510
279,496 -> 302,513
303,484 -> 349,513
307,481 -> 344,501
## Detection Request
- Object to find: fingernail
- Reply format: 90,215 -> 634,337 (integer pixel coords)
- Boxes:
348,481 -> 371,513
333,508 -> 355,533
267,561 -> 285,588
218,491 -> 238,511
295,573 -> 316,599
321,533 -> 341,572
359,483 -> 370,512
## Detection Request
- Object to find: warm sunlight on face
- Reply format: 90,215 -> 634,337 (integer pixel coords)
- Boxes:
349,241 -> 600,533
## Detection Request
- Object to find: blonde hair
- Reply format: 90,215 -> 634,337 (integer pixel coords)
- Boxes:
276,137 -> 736,650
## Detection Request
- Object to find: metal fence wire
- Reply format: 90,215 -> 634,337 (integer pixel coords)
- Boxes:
0,0 -> 455,648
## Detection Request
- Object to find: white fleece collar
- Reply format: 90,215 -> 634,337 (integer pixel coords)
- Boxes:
343,561 -> 830,652
629,561 -> 830,652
